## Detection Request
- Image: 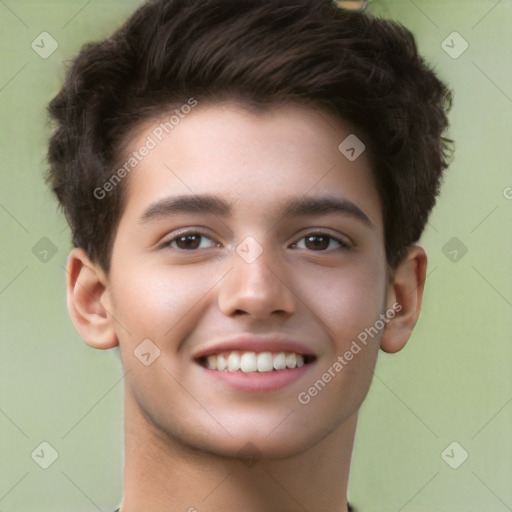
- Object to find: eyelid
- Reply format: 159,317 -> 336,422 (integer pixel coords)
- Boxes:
158,227 -> 351,251
290,230 -> 352,250
160,227 -> 222,249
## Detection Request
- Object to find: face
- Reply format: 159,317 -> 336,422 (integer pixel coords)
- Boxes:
104,102 -> 391,458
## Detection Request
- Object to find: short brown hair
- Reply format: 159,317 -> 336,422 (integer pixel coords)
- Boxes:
47,0 -> 453,272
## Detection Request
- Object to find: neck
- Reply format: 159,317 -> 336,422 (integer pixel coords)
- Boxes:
119,391 -> 356,512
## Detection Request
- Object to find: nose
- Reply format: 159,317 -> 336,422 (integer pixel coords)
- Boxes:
218,244 -> 296,319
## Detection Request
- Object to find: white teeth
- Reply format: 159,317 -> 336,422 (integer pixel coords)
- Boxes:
217,354 -> 227,371
240,352 -> 258,373
227,351 -> 241,371
257,352 -> 273,372
285,353 -> 296,369
273,352 -> 286,370
203,350 -> 311,373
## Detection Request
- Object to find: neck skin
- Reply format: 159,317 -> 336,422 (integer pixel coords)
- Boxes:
119,388 -> 356,512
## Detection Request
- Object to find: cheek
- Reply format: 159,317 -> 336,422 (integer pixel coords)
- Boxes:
293,261 -> 386,424
295,253 -> 387,345
108,262 -> 219,348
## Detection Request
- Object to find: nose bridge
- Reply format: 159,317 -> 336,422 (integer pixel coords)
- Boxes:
218,237 -> 295,318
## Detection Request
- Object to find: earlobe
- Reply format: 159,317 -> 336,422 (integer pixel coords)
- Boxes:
66,248 -> 118,349
380,245 -> 428,354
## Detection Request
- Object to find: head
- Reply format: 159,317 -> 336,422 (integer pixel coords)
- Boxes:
47,0 -> 452,459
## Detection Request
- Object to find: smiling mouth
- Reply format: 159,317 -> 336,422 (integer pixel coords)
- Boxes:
197,351 -> 316,373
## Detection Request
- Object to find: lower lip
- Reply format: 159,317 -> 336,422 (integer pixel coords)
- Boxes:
198,363 -> 314,393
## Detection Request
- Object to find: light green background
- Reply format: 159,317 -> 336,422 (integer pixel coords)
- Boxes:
1,1 -> 511,511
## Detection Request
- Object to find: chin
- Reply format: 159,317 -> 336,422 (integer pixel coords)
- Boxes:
167,411 -> 344,462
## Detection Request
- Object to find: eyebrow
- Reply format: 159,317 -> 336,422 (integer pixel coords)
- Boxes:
281,196 -> 373,227
140,195 -> 232,223
140,194 -> 373,227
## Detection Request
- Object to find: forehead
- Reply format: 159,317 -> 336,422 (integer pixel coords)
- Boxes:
117,102 -> 383,229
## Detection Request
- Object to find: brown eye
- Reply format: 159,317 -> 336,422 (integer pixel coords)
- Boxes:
175,234 -> 201,250
166,232 -> 217,250
304,235 -> 331,250
292,234 -> 347,251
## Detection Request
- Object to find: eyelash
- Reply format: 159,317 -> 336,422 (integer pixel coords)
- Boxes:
162,230 -> 350,252
162,230 -> 220,251
289,232 -> 350,251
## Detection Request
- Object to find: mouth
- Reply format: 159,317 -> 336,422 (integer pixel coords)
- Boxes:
197,350 -> 317,373
193,336 -> 317,392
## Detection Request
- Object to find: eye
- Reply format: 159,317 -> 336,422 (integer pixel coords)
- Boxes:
291,233 -> 349,251
164,232 -> 219,251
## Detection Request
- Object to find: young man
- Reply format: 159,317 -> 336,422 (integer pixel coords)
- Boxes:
47,0 -> 452,510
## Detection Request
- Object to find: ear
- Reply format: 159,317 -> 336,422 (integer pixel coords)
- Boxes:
66,248 -> 118,349
380,245 -> 428,354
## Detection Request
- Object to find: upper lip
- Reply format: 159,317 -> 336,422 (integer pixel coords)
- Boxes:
193,335 -> 317,360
